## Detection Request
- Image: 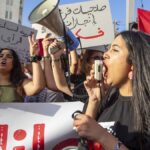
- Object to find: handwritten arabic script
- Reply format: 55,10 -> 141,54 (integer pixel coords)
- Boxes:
60,4 -> 106,30
0,18 -> 36,64
60,0 -> 114,48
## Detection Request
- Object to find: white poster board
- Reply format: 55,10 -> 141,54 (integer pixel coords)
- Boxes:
32,0 -> 114,50
0,102 -> 84,150
60,0 -> 114,48
0,18 -> 36,64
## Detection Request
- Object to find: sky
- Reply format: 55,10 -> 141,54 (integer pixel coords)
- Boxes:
22,0 -> 150,32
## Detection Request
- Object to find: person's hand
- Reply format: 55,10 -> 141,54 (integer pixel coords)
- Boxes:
28,34 -> 39,56
73,114 -> 106,142
49,40 -> 65,60
84,65 -> 105,102
42,33 -> 55,56
84,67 -> 101,101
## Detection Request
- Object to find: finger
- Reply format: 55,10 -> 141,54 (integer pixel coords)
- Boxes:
28,36 -> 32,45
31,34 -> 35,43
45,33 -> 51,38
72,110 -> 82,119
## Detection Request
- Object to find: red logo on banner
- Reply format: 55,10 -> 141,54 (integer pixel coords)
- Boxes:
33,124 -> 45,150
0,124 -> 45,150
0,125 -> 8,150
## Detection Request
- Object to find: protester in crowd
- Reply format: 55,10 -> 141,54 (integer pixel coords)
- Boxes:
43,33 -> 107,103
68,48 -> 106,102
24,87 -> 66,102
24,34 -> 67,102
0,34 -> 45,102
73,31 -> 150,150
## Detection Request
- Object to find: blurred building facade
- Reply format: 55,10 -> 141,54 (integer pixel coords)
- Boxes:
0,0 -> 24,24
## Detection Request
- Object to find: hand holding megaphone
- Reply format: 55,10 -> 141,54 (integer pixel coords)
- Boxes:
28,0 -> 80,52
48,37 -> 66,54
48,39 -> 65,55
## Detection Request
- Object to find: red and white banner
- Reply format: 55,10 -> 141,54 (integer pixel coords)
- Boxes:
0,102 -> 84,150
138,8 -> 150,34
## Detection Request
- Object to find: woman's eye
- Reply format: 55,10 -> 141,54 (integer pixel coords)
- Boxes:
7,55 -> 13,58
0,55 -> 3,57
112,49 -> 119,52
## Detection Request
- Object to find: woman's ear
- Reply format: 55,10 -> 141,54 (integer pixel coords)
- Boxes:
128,65 -> 133,80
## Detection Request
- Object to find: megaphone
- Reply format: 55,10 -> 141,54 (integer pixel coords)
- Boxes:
28,0 -> 79,52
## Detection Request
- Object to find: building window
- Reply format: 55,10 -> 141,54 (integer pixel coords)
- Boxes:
20,0 -> 23,5
6,0 -> 13,5
6,0 -> 9,5
9,11 -> 12,19
5,11 -> 9,19
10,0 -> 13,6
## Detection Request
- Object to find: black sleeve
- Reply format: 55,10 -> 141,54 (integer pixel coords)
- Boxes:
143,132 -> 150,150
82,87 -> 119,120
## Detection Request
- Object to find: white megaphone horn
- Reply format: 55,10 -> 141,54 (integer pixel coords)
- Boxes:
28,0 -> 79,52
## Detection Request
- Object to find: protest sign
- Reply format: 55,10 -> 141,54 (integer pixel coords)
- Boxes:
60,0 -> 114,48
32,0 -> 114,50
0,102 -> 83,150
0,18 -> 36,64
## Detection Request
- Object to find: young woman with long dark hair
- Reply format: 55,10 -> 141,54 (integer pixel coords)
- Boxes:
73,31 -> 150,150
0,34 -> 45,102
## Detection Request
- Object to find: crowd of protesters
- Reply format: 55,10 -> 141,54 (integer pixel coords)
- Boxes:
0,30 -> 150,149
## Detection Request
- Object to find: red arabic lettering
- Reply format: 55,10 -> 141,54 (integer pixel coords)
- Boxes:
75,28 -> 104,39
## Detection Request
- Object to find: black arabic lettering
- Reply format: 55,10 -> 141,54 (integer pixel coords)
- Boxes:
0,20 -> 6,28
81,4 -> 106,14
69,17 -> 77,30
1,35 -> 11,43
11,37 -> 22,45
81,5 -> 94,14
73,7 -> 81,14
98,5 -> 106,11
5,24 -> 19,32
61,7 -> 72,20
76,18 -> 88,26
20,30 -> 30,37
66,7 -> 72,16
11,33 -> 15,41
88,13 -> 97,25
83,19 -> 90,27
89,4 -> 106,12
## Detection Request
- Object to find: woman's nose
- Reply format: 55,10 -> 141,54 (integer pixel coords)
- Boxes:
103,51 -> 109,60
2,56 -> 6,59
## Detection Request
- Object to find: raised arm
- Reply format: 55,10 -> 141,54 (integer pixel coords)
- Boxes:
69,50 -> 78,75
84,65 -> 105,118
22,34 -> 45,96
42,35 -> 58,91
73,114 -> 129,150
49,40 -> 73,96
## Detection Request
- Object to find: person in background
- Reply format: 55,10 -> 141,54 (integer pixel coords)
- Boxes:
25,34 -> 67,102
24,36 -> 66,103
68,48 -> 106,103
0,34 -> 45,102
73,31 -> 150,150
43,33 -> 107,103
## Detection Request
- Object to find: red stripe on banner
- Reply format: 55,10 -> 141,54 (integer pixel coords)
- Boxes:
13,146 -> 25,150
32,124 -> 45,150
138,8 -> 150,34
0,125 -> 8,150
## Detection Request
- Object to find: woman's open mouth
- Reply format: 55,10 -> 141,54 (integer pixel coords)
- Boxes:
102,62 -> 108,79
0,60 -> 6,65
